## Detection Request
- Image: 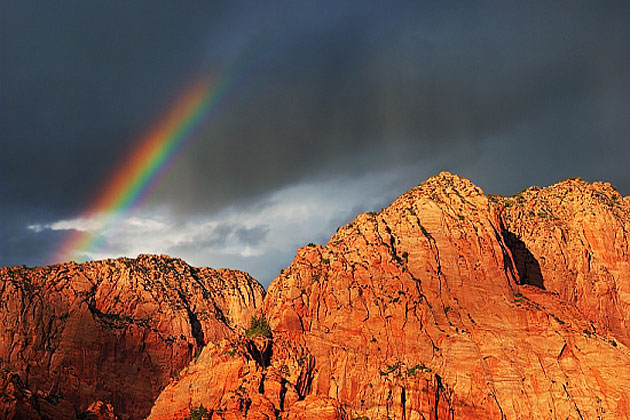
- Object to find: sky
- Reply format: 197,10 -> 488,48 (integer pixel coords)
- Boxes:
2,1 -> 629,286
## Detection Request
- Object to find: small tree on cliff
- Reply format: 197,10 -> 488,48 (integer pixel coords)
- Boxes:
245,315 -> 272,338
186,404 -> 210,420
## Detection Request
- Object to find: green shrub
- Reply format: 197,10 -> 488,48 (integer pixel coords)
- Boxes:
407,363 -> 431,376
245,315 -> 272,338
226,343 -> 238,357
379,362 -> 401,376
185,404 -> 210,420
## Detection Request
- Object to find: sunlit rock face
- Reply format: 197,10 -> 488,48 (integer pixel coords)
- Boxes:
498,178 -> 630,347
148,173 -> 630,420
0,255 -> 265,419
4,173 -> 630,420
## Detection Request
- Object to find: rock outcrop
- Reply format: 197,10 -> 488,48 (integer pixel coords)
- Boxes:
497,179 -> 630,347
0,255 -> 265,419
148,173 -> 630,419
3,173 -> 630,419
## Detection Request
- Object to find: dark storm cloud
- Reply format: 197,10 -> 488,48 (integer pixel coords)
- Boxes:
1,1 -> 236,207
2,1 -> 630,267
0,207 -> 66,267
152,0 -> 630,210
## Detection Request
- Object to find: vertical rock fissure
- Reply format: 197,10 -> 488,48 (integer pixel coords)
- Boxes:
408,210 -> 443,277
501,228 -> 545,289
401,386 -> 407,420
246,338 -> 273,369
187,309 -> 205,352
296,356 -> 315,400
258,373 -> 266,394
174,288 -> 206,352
434,374 -> 442,420
379,218 -> 406,267
563,384 -> 585,420
279,377 -> 288,411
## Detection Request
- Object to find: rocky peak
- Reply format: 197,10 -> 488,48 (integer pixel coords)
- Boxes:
386,171 -> 486,218
0,255 -> 265,419
150,174 -> 630,419
419,170 -> 485,195
3,174 -> 630,420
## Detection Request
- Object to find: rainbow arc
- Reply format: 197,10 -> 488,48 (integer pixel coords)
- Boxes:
53,75 -> 231,263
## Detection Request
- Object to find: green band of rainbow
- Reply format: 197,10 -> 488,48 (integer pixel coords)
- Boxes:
52,73 -> 234,263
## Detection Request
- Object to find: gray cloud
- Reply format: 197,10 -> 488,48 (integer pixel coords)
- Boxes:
2,1 -> 630,270
235,225 -> 269,247
150,1 -> 630,213
170,222 -> 270,254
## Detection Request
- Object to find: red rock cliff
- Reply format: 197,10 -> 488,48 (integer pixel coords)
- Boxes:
497,179 -> 630,347
148,173 -> 630,420
0,254 -> 265,419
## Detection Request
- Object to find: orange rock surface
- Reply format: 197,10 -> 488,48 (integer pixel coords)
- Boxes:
0,255 -> 265,419
3,173 -> 630,419
148,173 -> 630,420
497,179 -> 630,347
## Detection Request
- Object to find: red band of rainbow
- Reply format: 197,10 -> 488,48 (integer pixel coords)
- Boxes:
52,75 -> 229,263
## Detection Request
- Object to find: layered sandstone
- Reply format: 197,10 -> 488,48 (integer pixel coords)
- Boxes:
0,255 -> 265,419
2,173 -> 629,419
496,179 -> 630,347
148,173 -> 630,420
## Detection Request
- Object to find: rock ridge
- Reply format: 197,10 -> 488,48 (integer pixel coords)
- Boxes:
2,173 -> 630,419
0,254 -> 265,419
148,173 -> 630,419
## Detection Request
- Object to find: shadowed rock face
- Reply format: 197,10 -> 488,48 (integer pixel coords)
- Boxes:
501,229 -> 544,289
3,173 -> 630,420
0,255 -> 265,419
148,173 -> 630,420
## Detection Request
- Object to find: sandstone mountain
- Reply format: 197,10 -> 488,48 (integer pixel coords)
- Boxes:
2,173 -> 630,419
0,255 -> 265,419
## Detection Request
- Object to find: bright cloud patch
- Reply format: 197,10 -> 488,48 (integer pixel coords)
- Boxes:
29,167 -> 428,284
29,215 -> 108,233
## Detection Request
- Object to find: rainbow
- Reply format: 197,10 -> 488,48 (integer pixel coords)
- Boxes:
52,74 -> 233,263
